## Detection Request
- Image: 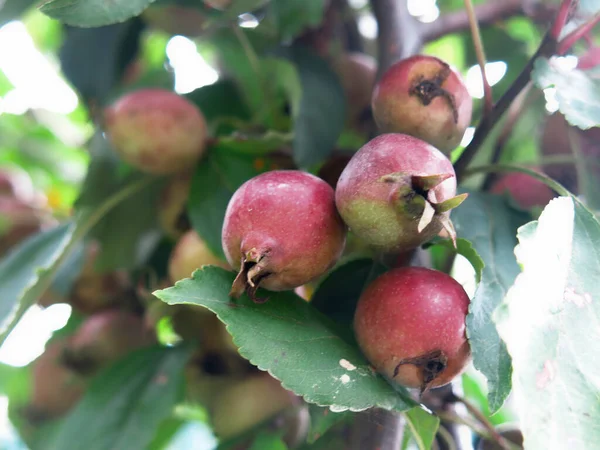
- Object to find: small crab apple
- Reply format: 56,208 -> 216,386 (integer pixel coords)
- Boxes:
104,89 -> 207,175
490,171 -> 556,210
335,134 -> 467,253
211,373 -> 306,443
158,174 -> 192,240
27,339 -> 87,422
63,310 -> 156,375
354,267 -> 471,392
333,52 -> 377,124
169,230 -> 229,282
372,55 -> 472,153
222,170 -> 346,302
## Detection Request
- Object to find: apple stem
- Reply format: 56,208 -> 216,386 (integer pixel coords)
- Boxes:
463,0 -> 493,116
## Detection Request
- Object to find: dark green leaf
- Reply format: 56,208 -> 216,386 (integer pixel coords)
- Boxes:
0,223 -> 75,344
311,258 -> 384,330
188,148 -> 261,260
403,407 -> 440,450
286,47 -> 345,169
248,431 -> 288,450
0,0 -> 37,26
270,0 -> 327,41
40,0 -> 156,27
185,79 -> 251,127
452,192 -> 529,412
495,197 -> 600,450
47,345 -> 193,450
77,134 -> 164,270
307,404 -> 352,444
533,57 -> 600,130
155,267 -> 416,413
59,19 -> 144,105
216,130 -> 292,156
428,238 -> 485,283
147,417 -> 186,450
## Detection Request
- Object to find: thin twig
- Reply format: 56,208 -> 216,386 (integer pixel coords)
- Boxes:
454,33 -> 558,182
550,0 -> 576,40
464,0 -> 493,115
451,394 -> 511,450
557,13 -> 600,54
422,0 -> 526,42
436,426 -> 458,450
481,83 -> 536,190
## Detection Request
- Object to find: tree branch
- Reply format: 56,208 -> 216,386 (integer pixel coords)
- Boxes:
421,0 -> 554,42
370,0 -> 421,76
454,33 -> 558,182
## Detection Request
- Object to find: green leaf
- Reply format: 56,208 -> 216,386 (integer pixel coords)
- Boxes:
155,267 -> 416,413
428,238 -> 485,283
185,79 -> 251,128
60,20 -> 144,105
40,0 -> 157,27
47,345 -> 192,450
0,0 -> 37,27
285,47 -> 346,169
248,431 -> 288,450
403,407 -> 440,450
77,134 -> 164,270
0,223 -> 75,345
188,149 -> 261,260
310,258 -> 384,330
495,197 -> 600,450
532,57 -> 600,130
217,131 -> 293,156
270,0 -> 327,41
307,404 -> 352,444
452,192 -> 530,412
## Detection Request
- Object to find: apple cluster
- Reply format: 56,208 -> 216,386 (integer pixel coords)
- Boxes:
96,54 -> 478,406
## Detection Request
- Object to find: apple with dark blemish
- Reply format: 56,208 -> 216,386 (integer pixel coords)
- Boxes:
354,267 -> 471,392
222,170 -> 346,302
372,55 -> 472,153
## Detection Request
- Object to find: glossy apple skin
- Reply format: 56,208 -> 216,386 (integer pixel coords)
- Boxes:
490,172 -> 556,210
222,170 -> 346,292
335,133 -> 456,252
354,267 -> 471,389
104,89 -> 207,175
169,230 -> 229,282
372,55 -> 472,153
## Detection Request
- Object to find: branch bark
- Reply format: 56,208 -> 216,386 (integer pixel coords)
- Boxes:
370,0 -> 421,76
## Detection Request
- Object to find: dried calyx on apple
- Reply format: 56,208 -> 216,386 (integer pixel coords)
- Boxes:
354,267 -> 471,393
335,133 -> 467,253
